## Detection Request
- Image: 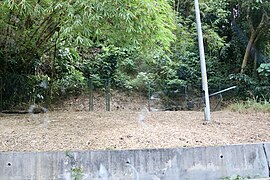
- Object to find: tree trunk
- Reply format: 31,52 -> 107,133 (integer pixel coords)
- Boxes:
240,32 -> 256,74
253,51 -> 258,77
240,12 -> 269,74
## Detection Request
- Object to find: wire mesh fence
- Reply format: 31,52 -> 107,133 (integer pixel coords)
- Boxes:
0,76 -> 237,113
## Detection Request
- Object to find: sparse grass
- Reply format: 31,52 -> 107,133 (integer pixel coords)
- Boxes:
221,175 -> 245,180
228,99 -> 270,113
71,167 -> 84,180
221,174 -> 266,180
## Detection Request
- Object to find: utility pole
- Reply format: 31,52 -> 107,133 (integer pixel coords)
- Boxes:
194,0 -> 211,121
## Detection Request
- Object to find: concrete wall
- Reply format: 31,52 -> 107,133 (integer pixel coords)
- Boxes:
0,142 -> 269,180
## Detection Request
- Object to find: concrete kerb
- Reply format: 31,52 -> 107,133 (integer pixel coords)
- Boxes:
0,142 -> 269,180
263,143 -> 270,177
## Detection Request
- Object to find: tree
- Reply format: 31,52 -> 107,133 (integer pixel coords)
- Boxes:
237,0 -> 270,74
0,0 -> 176,74
0,0 -> 176,108
170,0 -> 231,90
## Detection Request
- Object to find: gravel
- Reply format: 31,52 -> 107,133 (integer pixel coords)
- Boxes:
0,110 -> 269,152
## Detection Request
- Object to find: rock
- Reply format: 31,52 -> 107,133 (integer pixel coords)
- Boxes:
28,105 -> 48,114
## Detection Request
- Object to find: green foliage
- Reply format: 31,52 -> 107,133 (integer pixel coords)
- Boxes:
257,63 -> 270,77
0,74 -> 49,109
49,47 -> 86,96
0,0 -> 176,108
168,0 -> 232,93
65,151 -> 84,180
228,99 -> 270,113
1,0 -> 270,109
200,0 -> 230,54
222,175 -> 246,180
222,174 -> 265,180
229,69 -> 270,100
71,167 -> 84,180
53,70 -> 86,96
129,72 -> 155,91
78,45 -> 135,88
234,0 -> 270,72
0,0 -> 176,51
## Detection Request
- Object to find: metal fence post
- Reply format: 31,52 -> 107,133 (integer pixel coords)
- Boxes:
45,77 -> 50,109
106,79 -> 111,111
88,78 -> 94,111
148,82 -> 151,111
0,77 -> 2,112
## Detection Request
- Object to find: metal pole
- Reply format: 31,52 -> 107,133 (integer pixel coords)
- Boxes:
148,82 -> 151,111
88,78 -> 94,111
45,77 -> 49,109
194,0 -> 211,121
106,79 -> 111,111
0,77 -> 2,112
209,86 -> 237,97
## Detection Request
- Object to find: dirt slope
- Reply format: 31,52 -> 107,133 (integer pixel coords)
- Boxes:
0,110 -> 269,152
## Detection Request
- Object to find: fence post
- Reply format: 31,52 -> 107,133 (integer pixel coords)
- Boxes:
88,78 -> 94,111
106,79 -> 111,111
148,82 -> 151,111
0,77 -> 2,112
45,77 -> 50,109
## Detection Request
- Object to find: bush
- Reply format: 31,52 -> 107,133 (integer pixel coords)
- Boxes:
52,70 -> 86,96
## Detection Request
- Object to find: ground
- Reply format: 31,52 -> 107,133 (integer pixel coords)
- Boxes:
0,110 -> 269,152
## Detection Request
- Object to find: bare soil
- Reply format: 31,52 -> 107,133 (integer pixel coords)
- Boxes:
0,110 -> 269,152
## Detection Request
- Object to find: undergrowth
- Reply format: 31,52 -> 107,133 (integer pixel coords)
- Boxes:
228,99 -> 270,113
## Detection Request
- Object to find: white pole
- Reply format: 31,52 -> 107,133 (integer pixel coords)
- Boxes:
194,0 -> 211,121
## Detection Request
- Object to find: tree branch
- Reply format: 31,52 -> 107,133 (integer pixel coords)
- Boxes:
247,7 -> 254,33
254,12 -> 269,35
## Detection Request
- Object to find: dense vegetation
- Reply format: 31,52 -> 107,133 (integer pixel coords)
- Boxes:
0,0 -> 270,110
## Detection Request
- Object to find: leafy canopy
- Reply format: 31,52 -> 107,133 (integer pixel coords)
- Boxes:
0,0 -> 176,55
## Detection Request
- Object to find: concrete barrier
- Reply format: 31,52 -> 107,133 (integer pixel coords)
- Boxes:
0,142 -> 269,180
